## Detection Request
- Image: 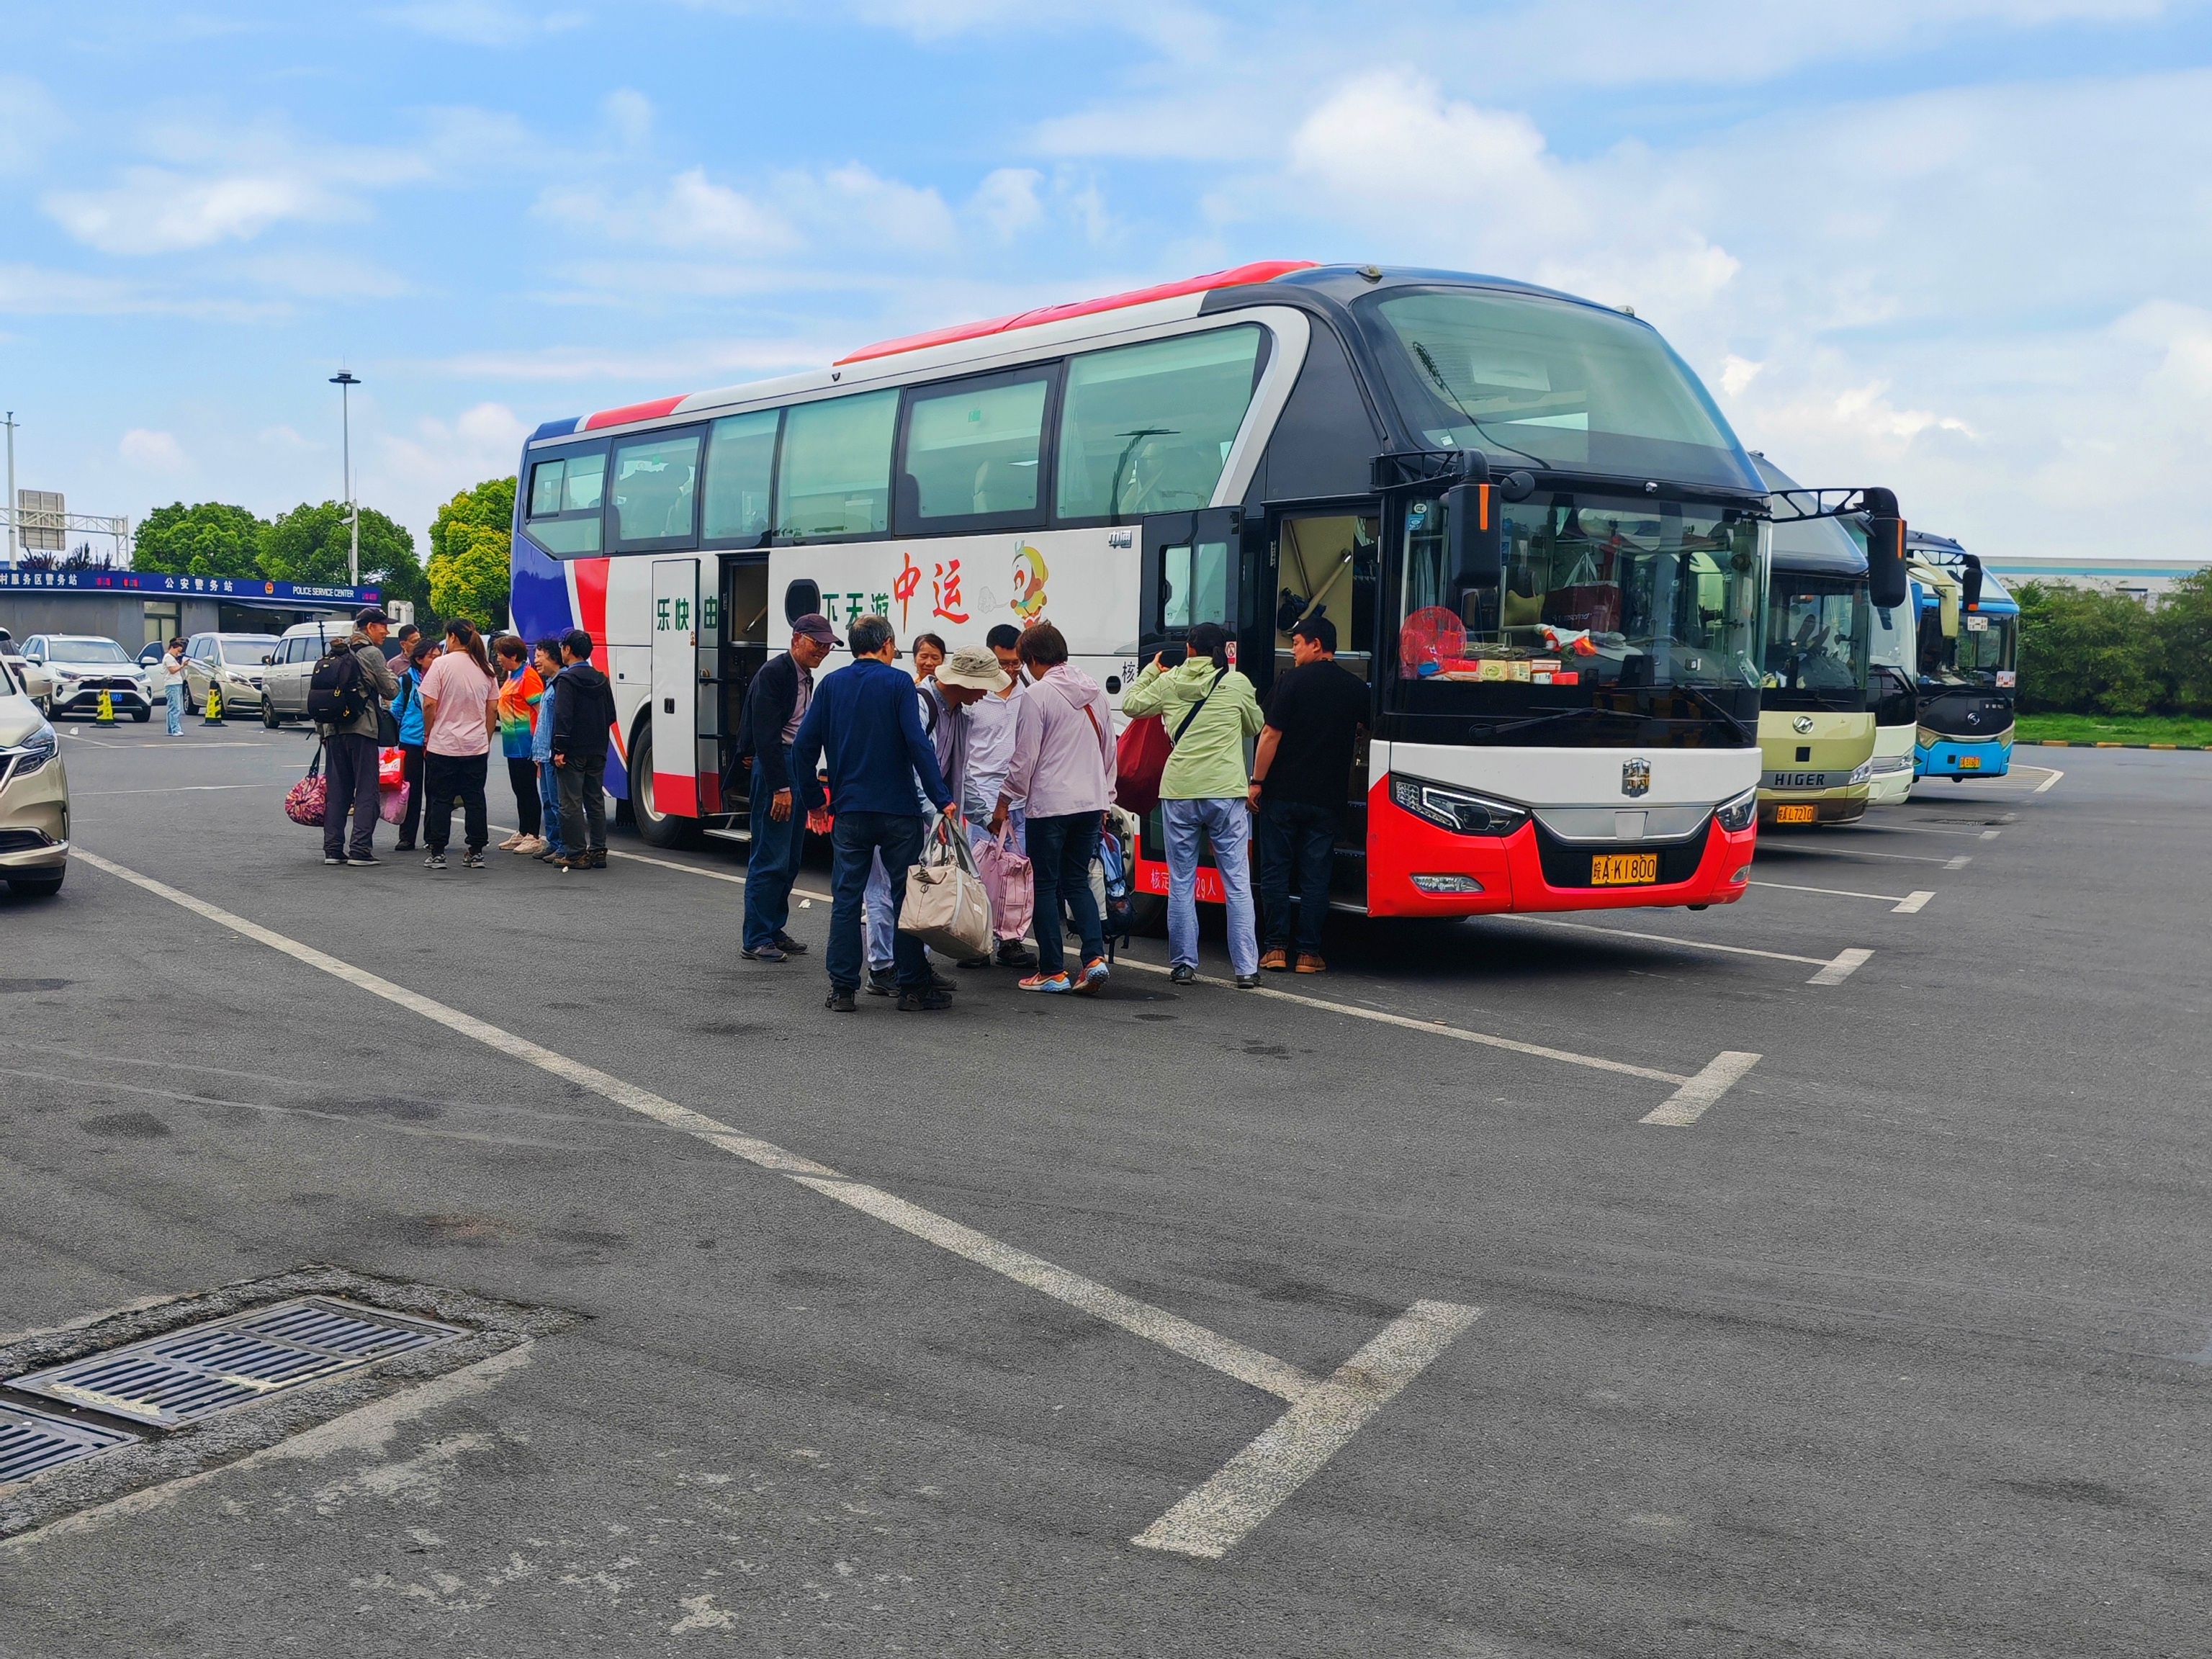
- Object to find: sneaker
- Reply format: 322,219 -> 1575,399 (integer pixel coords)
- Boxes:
927,969 -> 958,993
824,989 -> 857,1012
423,852 -> 448,871
346,855 -> 381,867
534,847 -> 562,863
1071,956 -> 1110,996
322,855 -> 345,866
498,832 -> 526,851
557,855 -> 585,873
1259,948 -> 1290,972
896,987 -> 954,1012
586,850 -> 608,869
866,966 -> 896,997
512,835 -> 546,855
1017,971 -> 1072,994
1234,973 -> 1260,989
772,933 -> 809,956
995,940 -> 1037,969
462,850 -> 486,869
1169,963 -> 1196,985
741,943 -> 788,963
1295,952 -> 1326,974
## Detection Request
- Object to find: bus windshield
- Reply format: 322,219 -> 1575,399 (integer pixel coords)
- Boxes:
1920,610 -> 2018,687
1763,575 -> 1869,706
1359,287 -> 1761,493
1396,490 -> 1763,708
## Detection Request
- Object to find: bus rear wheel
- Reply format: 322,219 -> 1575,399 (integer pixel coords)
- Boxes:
628,724 -> 698,849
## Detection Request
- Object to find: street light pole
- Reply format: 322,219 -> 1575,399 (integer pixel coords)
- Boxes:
4,411 -> 17,572
330,372 -> 360,587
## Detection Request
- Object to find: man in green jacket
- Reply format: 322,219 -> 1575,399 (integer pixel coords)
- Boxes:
1120,621 -> 1264,986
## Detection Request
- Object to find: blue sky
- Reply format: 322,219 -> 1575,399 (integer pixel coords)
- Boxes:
5,0 -> 2211,563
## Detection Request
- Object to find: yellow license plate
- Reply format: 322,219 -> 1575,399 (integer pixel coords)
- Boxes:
1959,755 -> 1981,769
1591,853 -> 1659,886
1775,804 -> 1817,824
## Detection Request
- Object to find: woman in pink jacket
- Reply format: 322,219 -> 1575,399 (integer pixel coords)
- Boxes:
990,621 -> 1115,995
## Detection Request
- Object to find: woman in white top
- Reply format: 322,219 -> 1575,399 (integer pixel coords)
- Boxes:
161,637 -> 188,736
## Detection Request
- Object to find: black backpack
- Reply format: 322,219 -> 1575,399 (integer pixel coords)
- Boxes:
307,644 -> 364,729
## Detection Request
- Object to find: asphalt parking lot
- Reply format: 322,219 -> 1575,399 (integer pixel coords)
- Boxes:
3,718 -> 2208,1657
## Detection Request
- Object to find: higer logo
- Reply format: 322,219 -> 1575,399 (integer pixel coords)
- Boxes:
1621,757 -> 1651,799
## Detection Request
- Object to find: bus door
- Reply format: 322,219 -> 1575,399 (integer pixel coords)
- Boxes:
1137,508 -> 1241,662
1267,507 -> 1381,902
706,555 -> 770,828
650,558 -> 701,820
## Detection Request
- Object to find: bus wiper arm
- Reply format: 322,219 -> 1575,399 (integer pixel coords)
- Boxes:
1466,705 -> 1615,742
1674,683 -> 1756,741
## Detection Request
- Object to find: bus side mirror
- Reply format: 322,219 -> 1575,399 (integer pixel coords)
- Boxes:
1863,487 -> 1907,610
1446,481 -> 1503,590
1959,552 -> 1984,612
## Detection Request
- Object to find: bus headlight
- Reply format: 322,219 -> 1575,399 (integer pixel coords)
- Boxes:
1849,759 -> 1874,786
1712,785 -> 1758,833
1389,775 -> 1529,837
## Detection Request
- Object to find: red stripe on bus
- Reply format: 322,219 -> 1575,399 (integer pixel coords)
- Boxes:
834,260 -> 1318,366
572,557 -> 610,655
652,772 -> 699,818
582,395 -> 687,431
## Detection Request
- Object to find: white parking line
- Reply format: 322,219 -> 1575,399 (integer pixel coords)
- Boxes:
1501,914 -> 1874,985
1805,947 -> 1875,987
1133,1300 -> 1480,1559
77,784 -> 279,796
1750,878 -> 1936,914
75,847 -> 1470,1551
2031,768 -> 2065,794
1639,1051 -> 1763,1127
1758,843 -> 1956,865
1944,855 -> 1972,871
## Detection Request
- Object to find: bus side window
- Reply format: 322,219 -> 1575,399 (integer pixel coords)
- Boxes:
778,391 -> 898,539
703,410 -> 778,544
612,430 -> 703,548
528,459 -> 565,518
1056,326 -> 1264,521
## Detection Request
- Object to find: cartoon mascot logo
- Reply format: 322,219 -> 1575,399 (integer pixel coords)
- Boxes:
1010,544 -> 1049,621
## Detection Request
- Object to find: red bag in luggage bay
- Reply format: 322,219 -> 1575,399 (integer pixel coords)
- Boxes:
1115,714 -> 1174,818
284,746 -> 327,827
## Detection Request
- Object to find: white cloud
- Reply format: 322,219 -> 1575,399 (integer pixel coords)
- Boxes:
969,168 -> 1043,239
0,262 -> 286,320
0,76 -> 65,174
603,88 -> 652,149
804,163 -> 957,252
374,403 -> 531,533
45,167 -> 352,255
236,252 -> 414,299
120,429 -> 189,475
536,167 -> 799,253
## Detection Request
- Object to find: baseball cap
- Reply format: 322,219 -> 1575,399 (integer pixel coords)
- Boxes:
791,613 -> 843,647
355,606 -> 391,626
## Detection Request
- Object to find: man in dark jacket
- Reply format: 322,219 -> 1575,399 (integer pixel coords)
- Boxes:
789,614 -> 957,1013
739,613 -> 838,961
318,606 -> 400,867
550,627 -> 618,872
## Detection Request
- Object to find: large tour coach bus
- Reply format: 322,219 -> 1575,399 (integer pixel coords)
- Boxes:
1907,531 -> 2019,780
508,261 -> 1899,917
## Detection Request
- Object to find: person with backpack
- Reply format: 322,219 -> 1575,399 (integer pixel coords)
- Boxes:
990,621 -> 1115,996
389,634 -> 439,852
551,626 -> 618,872
312,606 -> 399,867
1120,620 -> 1264,987
416,619 -> 499,870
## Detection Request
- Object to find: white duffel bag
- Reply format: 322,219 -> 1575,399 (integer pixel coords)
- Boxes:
900,813 -> 994,961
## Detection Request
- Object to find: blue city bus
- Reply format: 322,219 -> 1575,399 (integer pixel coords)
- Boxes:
1907,531 -> 2019,780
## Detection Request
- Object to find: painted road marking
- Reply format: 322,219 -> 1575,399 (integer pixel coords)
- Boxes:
1944,855 -> 1972,871
1639,1051 -> 1763,1127
1133,1300 -> 1480,1560
1750,878 -> 1936,914
1760,843 -> 1958,865
77,783 -> 280,796
2031,768 -> 2065,794
1805,947 -> 1875,987
78,848 -> 1494,1552
1981,829 -> 2002,840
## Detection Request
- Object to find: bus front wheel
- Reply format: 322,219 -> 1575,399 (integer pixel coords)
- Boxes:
627,723 -> 698,849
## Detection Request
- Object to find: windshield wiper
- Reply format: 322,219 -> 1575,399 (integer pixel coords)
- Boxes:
1673,682 -> 1756,742
1409,339 -> 1548,471
1465,705 -> 1618,743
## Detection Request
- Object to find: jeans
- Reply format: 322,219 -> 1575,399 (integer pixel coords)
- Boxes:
1258,798 -> 1339,955
827,811 -> 927,993
863,850 -> 900,969
396,744 -> 426,845
536,760 -> 564,856
1163,796 -> 1258,977
1025,811 -> 1102,979
506,756 -> 541,837
557,754 -> 608,855
424,751 -> 490,854
322,732 -> 382,860
742,751 -> 799,952
165,683 -> 184,735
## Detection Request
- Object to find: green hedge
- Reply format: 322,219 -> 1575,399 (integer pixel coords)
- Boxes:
2015,572 -> 2212,716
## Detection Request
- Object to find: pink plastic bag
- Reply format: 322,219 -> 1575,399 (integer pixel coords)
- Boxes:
975,822 -> 1033,943
379,782 -> 410,825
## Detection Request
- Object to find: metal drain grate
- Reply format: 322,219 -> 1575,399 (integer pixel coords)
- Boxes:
0,1401 -> 138,1485
9,1298 -> 464,1429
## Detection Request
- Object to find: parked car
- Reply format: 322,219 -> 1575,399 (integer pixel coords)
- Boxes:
0,632 -> 50,706
260,619 -> 363,727
18,634 -> 152,721
181,631 -> 281,717
0,650 -> 67,896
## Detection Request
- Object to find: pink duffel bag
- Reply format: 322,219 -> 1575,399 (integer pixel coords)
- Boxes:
975,822 -> 1033,943
284,747 -> 327,827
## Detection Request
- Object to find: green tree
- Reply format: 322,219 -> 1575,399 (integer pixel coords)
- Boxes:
427,477 -> 516,629
2015,580 -> 2167,716
133,501 -> 269,579
2153,568 -> 2212,715
259,501 -> 427,609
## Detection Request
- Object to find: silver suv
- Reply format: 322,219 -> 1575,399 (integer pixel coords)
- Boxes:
260,620 -> 367,726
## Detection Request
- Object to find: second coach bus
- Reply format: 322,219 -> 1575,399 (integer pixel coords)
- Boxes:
508,261 -> 1900,917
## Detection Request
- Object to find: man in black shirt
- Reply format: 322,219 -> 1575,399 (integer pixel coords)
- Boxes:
1249,615 -> 1367,973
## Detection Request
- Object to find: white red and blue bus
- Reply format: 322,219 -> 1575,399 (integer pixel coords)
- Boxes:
510,261 -> 1886,919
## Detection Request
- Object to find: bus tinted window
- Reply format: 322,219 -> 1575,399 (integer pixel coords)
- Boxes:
902,375 -> 1048,522
702,410 -> 779,542
529,459 -> 565,518
563,452 -> 605,512
612,431 -> 701,545
778,390 -> 897,538
1056,327 -> 1262,520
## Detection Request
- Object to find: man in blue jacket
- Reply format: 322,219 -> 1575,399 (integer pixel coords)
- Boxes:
791,613 -> 958,1013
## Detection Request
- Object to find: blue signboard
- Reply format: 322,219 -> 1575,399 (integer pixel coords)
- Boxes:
0,571 -> 380,603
